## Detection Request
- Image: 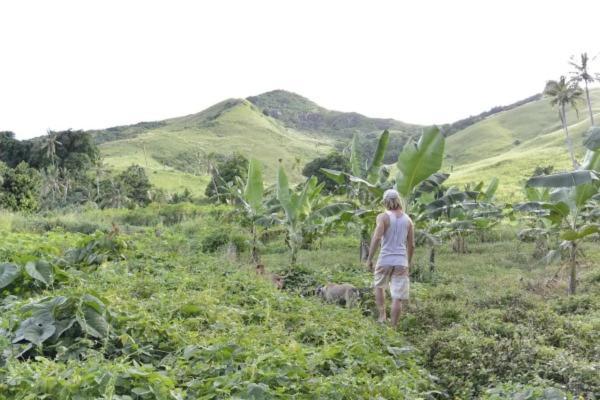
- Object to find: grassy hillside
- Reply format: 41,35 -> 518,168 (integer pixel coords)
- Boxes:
93,88 -> 600,199
99,99 -> 334,192
445,89 -> 600,199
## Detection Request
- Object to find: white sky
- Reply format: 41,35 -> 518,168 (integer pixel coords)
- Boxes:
1,0 -> 600,139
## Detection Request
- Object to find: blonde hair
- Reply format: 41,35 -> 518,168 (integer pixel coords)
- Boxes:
383,196 -> 402,210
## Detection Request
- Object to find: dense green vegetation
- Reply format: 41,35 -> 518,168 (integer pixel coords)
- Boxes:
1,54 -> 599,399
0,203 -> 598,399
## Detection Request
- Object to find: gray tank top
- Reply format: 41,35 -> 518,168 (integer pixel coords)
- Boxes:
376,210 -> 411,267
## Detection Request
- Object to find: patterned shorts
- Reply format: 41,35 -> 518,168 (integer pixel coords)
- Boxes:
373,265 -> 409,300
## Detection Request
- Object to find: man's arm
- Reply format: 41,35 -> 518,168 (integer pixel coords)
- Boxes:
366,214 -> 386,270
407,220 -> 415,266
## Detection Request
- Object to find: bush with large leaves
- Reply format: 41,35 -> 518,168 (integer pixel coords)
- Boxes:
520,164 -> 599,294
3,294 -> 112,360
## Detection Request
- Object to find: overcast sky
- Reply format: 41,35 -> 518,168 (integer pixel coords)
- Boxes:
2,0 -> 599,139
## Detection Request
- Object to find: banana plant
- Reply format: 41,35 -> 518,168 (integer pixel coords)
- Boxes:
421,178 -> 503,254
321,130 -> 391,259
322,127 -> 446,261
238,159 -> 276,263
523,168 -> 599,294
276,165 -> 351,266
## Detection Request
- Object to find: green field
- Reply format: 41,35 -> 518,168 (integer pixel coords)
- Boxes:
0,206 -> 598,398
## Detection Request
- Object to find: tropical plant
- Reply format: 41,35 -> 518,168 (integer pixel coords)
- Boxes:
5,294 -> 112,358
277,165 -> 350,265
322,130 -> 391,259
569,52 -> 595,126
323,128 -> 446,261
523,169 -> 599,294
543,76 -> 584,169
41,130 -> 62,167
239,159 -> 277,263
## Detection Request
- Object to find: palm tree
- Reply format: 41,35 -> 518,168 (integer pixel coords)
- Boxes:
543,76 -> 583,169
569,53 -> 595,126
41,130 -> 62,167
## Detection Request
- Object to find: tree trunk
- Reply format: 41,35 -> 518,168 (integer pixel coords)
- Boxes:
452,234 -> 467,254
561,105 -> 578,169
251,225 -> 260,264
429,246 -> 436,273
585,81 -> 594,126
568,241 -> 577,295
291,246 -> 298,266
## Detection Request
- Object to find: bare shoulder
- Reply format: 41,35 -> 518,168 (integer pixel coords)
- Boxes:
376,212 -> 389,223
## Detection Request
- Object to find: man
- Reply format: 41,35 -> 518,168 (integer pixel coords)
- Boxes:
366,189 -> 414,327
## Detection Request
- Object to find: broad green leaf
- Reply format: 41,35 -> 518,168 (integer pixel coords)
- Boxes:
526,170 -> 598,188
482,177 -> 499,201
320,168 -> 346,184
25,260 -> 53,286
244,159 -> 264,212
366,130 -> 390,183
415,172 -> 450,193
580,149 -> 600,171
349,133 -> 362,177
561,224 -> 599,240
396,127 -> 445,198
524,187 -> 550,202
13,316 -> 56,346
583,126 -> 600,151
0,263 -> 20,289
277,165 -> 295,224
77,302 -> 109,338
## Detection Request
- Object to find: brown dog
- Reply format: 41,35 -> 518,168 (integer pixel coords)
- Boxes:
255,264 -> 284,289
316,283 -> 359,308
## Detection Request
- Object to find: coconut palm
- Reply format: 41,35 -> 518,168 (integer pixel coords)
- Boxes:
569,53 -> 595,126
543,76 -> 583,169
41,130 -> 62,167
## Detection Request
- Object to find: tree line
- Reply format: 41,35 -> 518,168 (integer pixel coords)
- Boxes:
0,130 -> 153,211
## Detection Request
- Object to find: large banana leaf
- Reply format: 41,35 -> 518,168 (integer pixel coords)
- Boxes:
366,130 -> 390,183
581,149 -> 600,171
526,170 -> 598,188
320,168 -> 385,197
482,177 -> 499,202
396,127 -> 445,198
583,126 -> 600,151
414,172 -> 450,194
295,176 -> 318,219
244,159 -> 264,212
350,133 -> 362,177
320,168 -> 346,185
561,224 -> 600,240
277,165 -> 295,224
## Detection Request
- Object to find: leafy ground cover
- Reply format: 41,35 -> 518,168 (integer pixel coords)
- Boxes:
0,206 -> 598,399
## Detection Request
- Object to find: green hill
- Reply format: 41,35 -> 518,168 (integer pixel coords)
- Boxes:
444,88 -> 600,199
247,90 -> 421,139
92,88 -> 600,199
94,91 -> 423,194
96,99 -> 335,193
